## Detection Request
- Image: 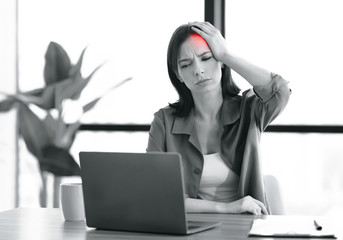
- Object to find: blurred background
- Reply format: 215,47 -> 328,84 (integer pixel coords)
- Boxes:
1,0 -> 342,216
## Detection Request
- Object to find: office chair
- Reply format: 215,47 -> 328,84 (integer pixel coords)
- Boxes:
264,175 -> 286,215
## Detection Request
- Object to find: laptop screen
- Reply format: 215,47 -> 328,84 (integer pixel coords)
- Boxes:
80,151 -> 188,234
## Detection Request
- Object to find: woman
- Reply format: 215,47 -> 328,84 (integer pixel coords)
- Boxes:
147,22 -> 291,215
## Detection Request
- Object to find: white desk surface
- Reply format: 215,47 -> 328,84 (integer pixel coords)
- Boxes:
0,207 -> 341,240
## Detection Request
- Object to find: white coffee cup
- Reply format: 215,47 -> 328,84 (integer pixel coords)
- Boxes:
60,183 -> 85,221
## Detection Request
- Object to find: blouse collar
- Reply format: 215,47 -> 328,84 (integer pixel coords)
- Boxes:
171,96 -> 241,135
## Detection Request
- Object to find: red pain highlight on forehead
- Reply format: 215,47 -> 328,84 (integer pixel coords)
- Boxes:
189,33 -> 209,48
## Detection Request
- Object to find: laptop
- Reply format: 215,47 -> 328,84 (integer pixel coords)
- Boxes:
79,151 -> 221,235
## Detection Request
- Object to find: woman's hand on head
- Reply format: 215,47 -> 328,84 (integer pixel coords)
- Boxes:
219,196 -> 268,215
189,21 -> 229,63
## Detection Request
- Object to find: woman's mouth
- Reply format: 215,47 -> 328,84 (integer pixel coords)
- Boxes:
196,78 -> 211,85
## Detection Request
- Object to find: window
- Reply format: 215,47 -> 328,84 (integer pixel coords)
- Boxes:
19,0 -> 204,124
226,0 -> 343,215
226,0 -> 343,125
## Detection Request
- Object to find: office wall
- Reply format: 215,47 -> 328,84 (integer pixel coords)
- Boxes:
0,0 -> 17,211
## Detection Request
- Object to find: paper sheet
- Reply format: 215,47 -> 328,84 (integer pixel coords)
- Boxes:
249,218 -> 336,238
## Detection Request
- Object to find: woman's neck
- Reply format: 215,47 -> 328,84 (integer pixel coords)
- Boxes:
192,88 -> 223,121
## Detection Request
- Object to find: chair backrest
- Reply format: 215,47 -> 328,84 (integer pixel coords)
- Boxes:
264,175 -> 285,215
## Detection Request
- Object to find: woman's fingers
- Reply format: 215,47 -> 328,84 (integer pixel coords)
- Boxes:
253,208 -> 261,215
242,196 -> 268,215
201,21 -> 218,34
189,21 -> 216,35
253,198 -> 268,215
190,25 -> 209,39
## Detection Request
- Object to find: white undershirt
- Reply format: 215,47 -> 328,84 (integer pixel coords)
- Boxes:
198,153 -> 239,203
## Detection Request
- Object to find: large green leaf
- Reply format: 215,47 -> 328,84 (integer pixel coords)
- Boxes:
18,103 -> 52,157
44,42 -> 71,86
1,90 -> 54,111
40,145 -> 81,176
42,112 -> 57,141
0,98 -> 15,112
3,92 -> 44,107
25,88 -> 44,97
54,64 -> 103,107
26,78 -> 73,110
68,47 -> 86,79
62,121 -> 81,150
53,78 -> 75,108
35,84 -> 56,109
0,88 -> 55,111
70,63 -> 103,100
21,88 -> 54,110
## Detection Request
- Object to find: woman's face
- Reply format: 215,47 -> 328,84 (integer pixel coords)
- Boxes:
177,33 -> 222,94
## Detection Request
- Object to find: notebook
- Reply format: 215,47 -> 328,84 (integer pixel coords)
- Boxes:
79,151 -> 221,235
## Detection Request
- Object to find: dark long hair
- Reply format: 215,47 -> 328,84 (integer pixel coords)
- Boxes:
167,24 -> 241,117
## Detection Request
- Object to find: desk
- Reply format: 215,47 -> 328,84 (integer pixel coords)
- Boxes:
0,208 -> 340,240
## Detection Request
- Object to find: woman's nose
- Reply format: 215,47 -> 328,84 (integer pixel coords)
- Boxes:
193,62 -> 204,77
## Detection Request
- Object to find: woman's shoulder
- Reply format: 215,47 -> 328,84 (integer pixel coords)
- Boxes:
153,105 -> 175,121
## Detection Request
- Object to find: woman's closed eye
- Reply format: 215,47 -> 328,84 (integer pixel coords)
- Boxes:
179,54 -> 212,68
202,56 -> 212,61
180,62 -> 191,68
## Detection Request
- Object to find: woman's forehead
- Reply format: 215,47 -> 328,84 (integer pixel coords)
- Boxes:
179,33 -> 210,57
188,33 -> 209,48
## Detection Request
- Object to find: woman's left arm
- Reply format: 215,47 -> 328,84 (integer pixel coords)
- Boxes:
191,22 -> 291,131
191,21 -> 271,86
221,52 -> 272,86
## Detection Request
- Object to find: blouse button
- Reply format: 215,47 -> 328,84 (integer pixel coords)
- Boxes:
193,168 -> 201,175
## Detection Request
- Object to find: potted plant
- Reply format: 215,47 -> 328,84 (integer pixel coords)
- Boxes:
0,42 -> 131,207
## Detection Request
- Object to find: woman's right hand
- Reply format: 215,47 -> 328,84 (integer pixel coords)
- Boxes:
189,21 -> 229,64
219,196 -> 268,215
